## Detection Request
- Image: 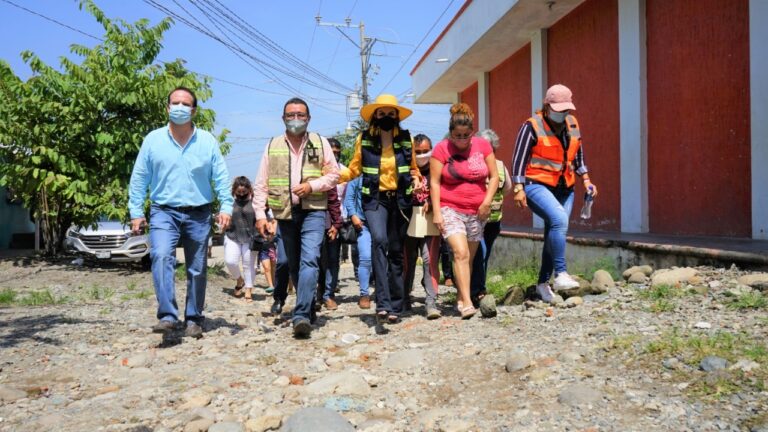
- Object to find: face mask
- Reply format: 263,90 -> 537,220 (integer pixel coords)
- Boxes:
376,116 -> 397,132
285,119 -> 308,135
548,110 -> 567,123
415,151 -> 432,167
169,104 -> 192,125
235,194 -> 249,201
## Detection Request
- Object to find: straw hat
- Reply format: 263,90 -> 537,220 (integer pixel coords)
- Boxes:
360,94 -> 413,122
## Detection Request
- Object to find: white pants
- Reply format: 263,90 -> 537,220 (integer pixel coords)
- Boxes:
223,236 -> 256,288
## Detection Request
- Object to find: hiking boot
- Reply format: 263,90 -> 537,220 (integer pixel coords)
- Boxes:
151,319 -> 177,334
553,272 -> 580,291
358,295 -> 371,309
479,295 -> 497,318
426,304 -> 441,320
293,318 -> 312,338
270,300 -> 284,316
184,322 -> 203,339
324,298 -> 338,310
536,283 -> 555,303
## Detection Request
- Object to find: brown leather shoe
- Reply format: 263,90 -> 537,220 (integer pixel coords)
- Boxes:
324,298 -> 338,310
358,295 -> 371,309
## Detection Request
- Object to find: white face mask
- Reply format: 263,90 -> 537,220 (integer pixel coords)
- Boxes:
415,151 -> 432,168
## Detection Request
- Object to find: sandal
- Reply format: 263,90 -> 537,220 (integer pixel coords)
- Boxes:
460,305 -> 477,320
233,277 -> 245,297
387,314 -> 400,324
376,311 -> 388,323
244,288 -> 253,303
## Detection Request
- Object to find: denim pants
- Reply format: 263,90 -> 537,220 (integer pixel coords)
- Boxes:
318,235 -> 341,302
364,195 -> 409,315
149,203 -> 210,324
525,183 -> 574,283
354,224 -> 372,297
275,208 -> 325,323
470,221 -> 501,297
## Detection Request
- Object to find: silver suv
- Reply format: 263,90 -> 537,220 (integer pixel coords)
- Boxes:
64,218 -> 150,264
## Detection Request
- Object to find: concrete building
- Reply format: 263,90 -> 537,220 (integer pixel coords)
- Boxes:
411,0 -> 767,241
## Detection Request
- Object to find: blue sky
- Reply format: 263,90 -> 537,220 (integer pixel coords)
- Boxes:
0,0 -> 462,179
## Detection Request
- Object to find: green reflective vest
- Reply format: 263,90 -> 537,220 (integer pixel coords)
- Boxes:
267,132 -> 327,220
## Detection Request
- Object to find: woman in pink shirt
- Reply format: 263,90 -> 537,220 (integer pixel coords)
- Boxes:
430,103 -> 499,319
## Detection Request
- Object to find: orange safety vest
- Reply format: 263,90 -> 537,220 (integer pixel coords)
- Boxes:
525,113 -> 582,187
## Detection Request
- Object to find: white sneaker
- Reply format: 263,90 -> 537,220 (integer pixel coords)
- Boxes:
536,283 -> 555,303
553,272 -> 580,291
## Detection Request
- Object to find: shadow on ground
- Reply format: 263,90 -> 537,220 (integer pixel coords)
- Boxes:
0,313 -> 106,348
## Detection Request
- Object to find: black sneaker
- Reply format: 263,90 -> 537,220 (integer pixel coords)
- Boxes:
184,322 -> 203,339
293,318 -> 311,338
270,300 -> 284,315
151,320 -> 177,334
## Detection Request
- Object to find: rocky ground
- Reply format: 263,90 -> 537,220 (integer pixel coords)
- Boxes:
0,250 -> 767,432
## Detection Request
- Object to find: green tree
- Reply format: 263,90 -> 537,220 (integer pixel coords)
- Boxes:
0,1 -> 229,255
332,117 -> 367,165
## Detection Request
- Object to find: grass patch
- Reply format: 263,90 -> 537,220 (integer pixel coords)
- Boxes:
17,289 -> 69,306
726,291 -> 768,310
442,291 -> 457,305
120,289 -> 153,301
486,265 -> 538,302
175,262 -> 228,280
636,284 -> 683,313
126,281 -> 137,291
83,284 -> 115,301
572,256 -> 620,281
0,288 -> 17,305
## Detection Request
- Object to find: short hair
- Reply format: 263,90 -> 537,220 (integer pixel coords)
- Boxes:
413,133 -> 432,148
168,86 -> 198,107
476,129 -> 500,150
327,137 -> 342,150
231,176 -> 253,196
449,102 -> 474,131
283,97 -> 310,117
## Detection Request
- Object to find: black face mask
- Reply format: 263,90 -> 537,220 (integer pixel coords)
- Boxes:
235,194 -> 249,202
376,116 -> 397,132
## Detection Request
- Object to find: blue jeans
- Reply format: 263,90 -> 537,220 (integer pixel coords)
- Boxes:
525,183 -> 574,283
470,221 -> 501,298
364,196 -> 409,315
149,203 -> 211,324
355,224 -> 372,296
318,236 -> 341,301
275,208 -> 325,323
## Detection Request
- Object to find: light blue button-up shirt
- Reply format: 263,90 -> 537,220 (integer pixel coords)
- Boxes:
129,125 -> 233,219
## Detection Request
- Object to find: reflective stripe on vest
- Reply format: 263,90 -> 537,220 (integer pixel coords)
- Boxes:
359,129 -> 414,208
489,160 -> 506,222
524,113 -> 581,187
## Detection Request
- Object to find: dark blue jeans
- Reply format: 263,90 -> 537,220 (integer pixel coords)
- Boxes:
525,184 -> 575,283
470,221 -> 502,298
274,208 -> 325,323
149,203 -> 210,324
318,235 -> 341,301
364,195 -> 410,315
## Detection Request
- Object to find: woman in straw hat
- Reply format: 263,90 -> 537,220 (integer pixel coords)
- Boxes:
510,84 -> 599,303
339,94 -> 421,324
430,103 -> 499,319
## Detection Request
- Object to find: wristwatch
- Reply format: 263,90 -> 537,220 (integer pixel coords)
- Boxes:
513,184 -> 524,194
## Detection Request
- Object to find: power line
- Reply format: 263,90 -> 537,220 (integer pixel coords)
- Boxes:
379,0 -> 457,92
0,0 -> 102,42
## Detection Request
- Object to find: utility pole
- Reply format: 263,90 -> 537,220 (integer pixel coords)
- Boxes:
316,16 -> 376,105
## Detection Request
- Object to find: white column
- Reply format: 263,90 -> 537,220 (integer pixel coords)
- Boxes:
751,0 -> 768,239
531,29 -> 547,228
477,72 -> 490,130
618,0 -> 649,233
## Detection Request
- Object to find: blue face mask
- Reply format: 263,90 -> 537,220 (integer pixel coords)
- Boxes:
548,110 -> 568,124
169,104 -> 193,125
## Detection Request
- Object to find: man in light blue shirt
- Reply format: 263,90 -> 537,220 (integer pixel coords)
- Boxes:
129,86 -> 233,339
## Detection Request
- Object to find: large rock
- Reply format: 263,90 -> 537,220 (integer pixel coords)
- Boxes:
622,265 -> 653,279
504,352 -> 531,372
627,272 -> 647,284
209,422 -> 245,432
502,286 -> 527,306
738,273 -> 768,290
304,372 -> 370,396
650,267 -> 698,287
382,349 -> 424,370
185,418 -> 214,432
245,408 -> 282,432
558,384 -> 602,406
591,270 -> 614,292
280,407 -> 354,432
700,356 -> 728,372
0,384 -> 27,402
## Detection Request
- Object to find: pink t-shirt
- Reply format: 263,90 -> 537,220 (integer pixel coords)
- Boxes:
432,136 -> 493,214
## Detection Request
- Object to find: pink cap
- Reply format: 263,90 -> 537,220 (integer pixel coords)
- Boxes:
544,84 -> 576,111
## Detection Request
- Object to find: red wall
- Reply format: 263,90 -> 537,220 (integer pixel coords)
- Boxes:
459,82 -> 479,131
647,0 -> 750,237
489,44 -> 532,228
547,0 -> 620,232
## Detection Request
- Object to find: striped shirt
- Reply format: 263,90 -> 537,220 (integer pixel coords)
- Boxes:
510,120 -> 588,185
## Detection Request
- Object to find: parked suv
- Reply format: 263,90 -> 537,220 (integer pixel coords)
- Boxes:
64,218 -> 150,264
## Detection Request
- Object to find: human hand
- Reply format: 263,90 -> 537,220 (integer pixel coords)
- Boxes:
291,182 -> 312,198
351,215 -> 363,231
584,180 -> 598,198
433,211 -> 444,234
327,226 -> 338,241
216,213 -> 231,232
477,202 -> 491,221
514,190 -> 527,208
256,219 -> 268,237
131,218 -> 146,235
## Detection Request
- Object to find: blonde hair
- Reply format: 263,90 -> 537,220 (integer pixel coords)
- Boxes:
449,103 -> 474,131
